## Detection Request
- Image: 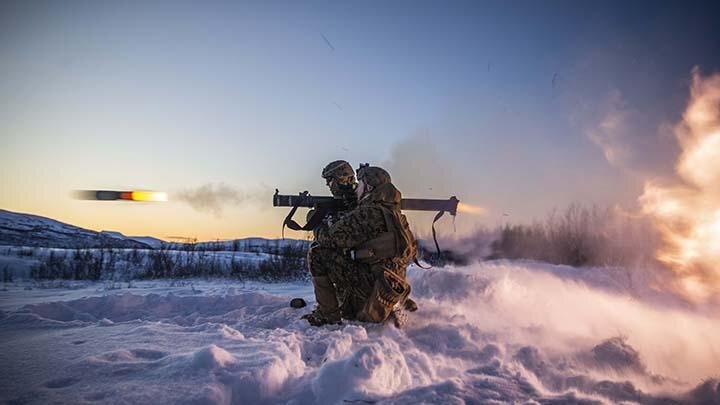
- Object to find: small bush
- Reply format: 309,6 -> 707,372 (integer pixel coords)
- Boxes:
27,240 -> 311,282
17,248 -> 34,257
257,255 -> 306,282
230,258 -> 253,279
487,204 -> 659,267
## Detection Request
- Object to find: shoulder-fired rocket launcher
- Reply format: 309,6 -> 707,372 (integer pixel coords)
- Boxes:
273,189 -> 459,253
273,190 -> 459,215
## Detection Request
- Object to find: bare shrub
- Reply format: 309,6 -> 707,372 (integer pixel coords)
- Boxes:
17,248 -> 34,257
488,204 -> 659,267
145,249 -> 175,278
31,251 -> 70,279
257,255 -> 305,282
257,243 -> 308,282
27,240 -> 311,282
420,204 -> 660,269
31,249 -> 107,280
230,257 -> 254,279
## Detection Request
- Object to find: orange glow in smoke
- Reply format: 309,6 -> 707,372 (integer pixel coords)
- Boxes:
639,69 -> 720,301
457,202 -> 487,215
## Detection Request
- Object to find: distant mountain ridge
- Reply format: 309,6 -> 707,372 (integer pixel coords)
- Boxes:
98,231 -> 165,249
0,209 -> 308,252
0,209 -> 154,249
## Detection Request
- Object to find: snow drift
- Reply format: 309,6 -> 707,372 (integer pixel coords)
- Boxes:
1,261 -> 718,404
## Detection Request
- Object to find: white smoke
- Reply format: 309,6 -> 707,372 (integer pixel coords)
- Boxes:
639,68 -> 720,303
587,89 -> 679,176
381,132 -> 458,198
409,262 -> 720,399
173,183 -> 265,217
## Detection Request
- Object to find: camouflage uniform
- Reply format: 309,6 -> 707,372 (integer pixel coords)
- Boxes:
306,245 -> 373,319
315,166 -> 414,324
303,160 -> 358,326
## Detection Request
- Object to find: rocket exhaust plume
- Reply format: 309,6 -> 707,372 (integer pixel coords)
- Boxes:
457,202 -> 487,215
640,68 -> 720,302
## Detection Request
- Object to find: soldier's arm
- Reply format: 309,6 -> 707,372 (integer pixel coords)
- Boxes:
316,206 -> 385,248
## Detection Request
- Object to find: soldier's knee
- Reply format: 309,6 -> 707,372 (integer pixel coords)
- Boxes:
310,266 -> 327,277
307,246 -> 324,275
308,258 -> 328,276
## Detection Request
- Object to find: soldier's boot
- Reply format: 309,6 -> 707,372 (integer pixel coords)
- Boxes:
338,290 -> 357,320
302,276 -> 341,326
391,298 -> 417,329
391,303 -> 408,329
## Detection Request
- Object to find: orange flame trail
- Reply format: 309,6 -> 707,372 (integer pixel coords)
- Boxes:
639,69 -> 720,301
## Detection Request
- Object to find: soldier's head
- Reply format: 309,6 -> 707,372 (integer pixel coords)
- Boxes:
321,160 -> 356,197
355,164 -> 391,199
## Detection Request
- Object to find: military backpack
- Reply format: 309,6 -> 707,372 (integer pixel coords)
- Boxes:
350,205 -> 417,266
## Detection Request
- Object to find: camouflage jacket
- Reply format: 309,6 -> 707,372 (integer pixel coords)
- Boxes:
307,208 -> 348,241
316,182 -> 410,275
307,193 -> 357,241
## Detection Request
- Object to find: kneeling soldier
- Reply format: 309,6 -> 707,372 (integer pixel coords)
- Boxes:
304,164 -> 416,327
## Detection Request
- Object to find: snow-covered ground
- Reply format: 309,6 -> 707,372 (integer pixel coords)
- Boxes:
2,261 -> 719,404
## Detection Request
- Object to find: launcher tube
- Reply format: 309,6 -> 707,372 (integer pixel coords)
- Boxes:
273,191 -> 459,215
401,197 -> 459,216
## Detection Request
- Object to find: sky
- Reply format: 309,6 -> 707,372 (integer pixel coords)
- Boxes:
1,0 -> 719,241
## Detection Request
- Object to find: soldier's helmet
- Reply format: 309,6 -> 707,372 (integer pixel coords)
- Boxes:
321,160 -> 355,186
356,164 -> 391,188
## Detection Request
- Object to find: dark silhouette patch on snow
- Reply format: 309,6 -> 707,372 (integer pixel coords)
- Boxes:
591,337 -> 645,373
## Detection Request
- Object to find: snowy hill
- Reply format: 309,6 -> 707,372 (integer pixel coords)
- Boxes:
99,231 -> 165,249
0,210 -> 311,281
0,209 -> 151,249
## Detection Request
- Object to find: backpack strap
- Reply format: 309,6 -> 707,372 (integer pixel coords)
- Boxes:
431,210 -> 445,256
383,205 -> 432,269
282,193 -> 330,237
413,256 -> 432,269
380,206 -> 403,257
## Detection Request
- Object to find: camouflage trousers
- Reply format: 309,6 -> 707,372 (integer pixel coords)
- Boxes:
307,244 -> 408,321
307,244 -> 376,319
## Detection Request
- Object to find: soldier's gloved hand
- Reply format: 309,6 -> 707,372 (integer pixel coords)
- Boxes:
306,209 -> 316,223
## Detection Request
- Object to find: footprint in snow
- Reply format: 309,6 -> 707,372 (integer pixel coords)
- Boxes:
130,348 -> 167,360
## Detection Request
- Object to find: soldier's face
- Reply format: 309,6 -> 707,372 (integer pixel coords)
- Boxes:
326,177 -> 340,196
327,176 -> 356,197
